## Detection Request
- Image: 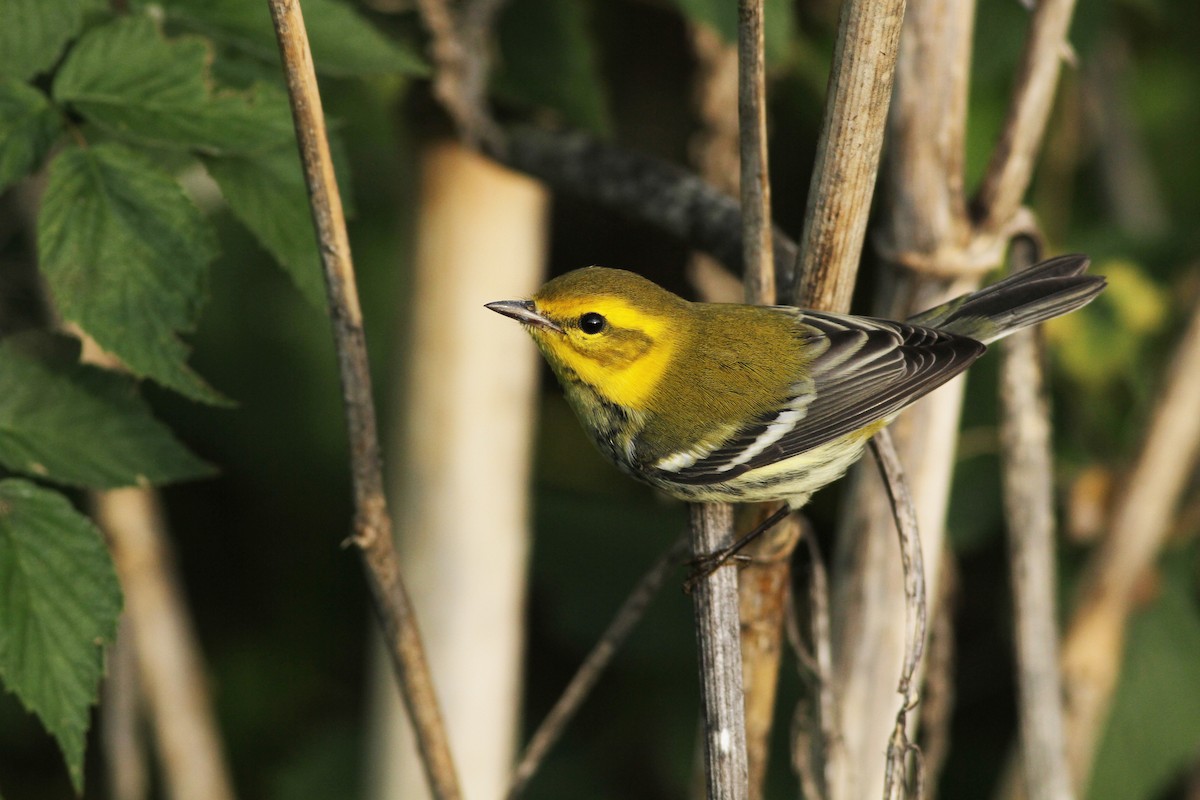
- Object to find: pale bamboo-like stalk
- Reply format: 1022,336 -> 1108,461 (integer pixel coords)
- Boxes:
95,489 -> 236,800
1000,300 -> 1075,799
102,621 -> 147,800
68,330 -> 234,800
1060,293 -> 1200,795
370,143 -> 546,800
690,502 -> 750,800
266,3 -> 460,798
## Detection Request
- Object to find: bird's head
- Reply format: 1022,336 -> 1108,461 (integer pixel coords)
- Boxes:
486,267 -> 690,409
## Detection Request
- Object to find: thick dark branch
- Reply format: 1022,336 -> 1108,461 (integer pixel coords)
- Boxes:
499,127 -> 797,292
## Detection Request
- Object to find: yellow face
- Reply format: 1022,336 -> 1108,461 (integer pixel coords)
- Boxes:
529,293 -> 680,411
487,267 -> 692,411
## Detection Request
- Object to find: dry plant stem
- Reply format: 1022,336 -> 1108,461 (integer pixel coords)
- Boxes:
793,0 -> 907,310
880,0 -> 975,266
788,0 -> 908,792
95,489 -> 236,800
788,531 -> 838,800
266,3 -> 460,798
999,261 -> 1074,799
736,507 -> 801,797
732,2 -> 800,795
738,0 -> 774,305
917,550 -> 957,800
974,0 -> 1079,232
508,535 -> 690,799
1061,293 -> 1200,795
870,431 -> 928,800
414,0 -> 506,150
690,502 -> 750,800
832,0 -> 1078,793
102,618 -> 148,800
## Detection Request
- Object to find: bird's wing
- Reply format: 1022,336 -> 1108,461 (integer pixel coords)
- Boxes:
652,311 -> 986,485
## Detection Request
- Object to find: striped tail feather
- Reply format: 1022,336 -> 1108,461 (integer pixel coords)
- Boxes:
908,254 -> 1105,344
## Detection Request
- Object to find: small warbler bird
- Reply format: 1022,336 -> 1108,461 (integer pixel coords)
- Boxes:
487,254 -> 1103,511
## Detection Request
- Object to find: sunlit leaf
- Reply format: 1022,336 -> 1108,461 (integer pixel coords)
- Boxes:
38,143 -> 225,404
53,14 -> 296,156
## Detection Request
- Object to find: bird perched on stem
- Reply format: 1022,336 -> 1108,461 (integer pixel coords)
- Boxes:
488,254 -> 1103,514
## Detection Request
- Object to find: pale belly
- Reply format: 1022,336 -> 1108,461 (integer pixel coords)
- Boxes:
641,430 -> 877,509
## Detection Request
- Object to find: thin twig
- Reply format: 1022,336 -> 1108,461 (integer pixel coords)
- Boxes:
804,531 -> 838,800
916,550 -> 957,800
1060,288 -> 1200,795
266,3 -> 461,798
974,0 -> 1080,232
732,2 -> 800,796
414,0 -> 507,151
738,0 -> 774,306
870,431 -> 928,800
690,502 -> 750,800
999,243 -> 1075,800
793,0 -> 908,310
507,535 -> 689,799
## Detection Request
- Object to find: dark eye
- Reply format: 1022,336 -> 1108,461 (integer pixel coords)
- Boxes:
579,312 -> 607,334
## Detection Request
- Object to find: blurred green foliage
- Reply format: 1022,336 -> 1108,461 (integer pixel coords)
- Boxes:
0,0 -> 1198,797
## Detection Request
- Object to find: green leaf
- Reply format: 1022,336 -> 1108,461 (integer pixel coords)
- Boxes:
1089,554 -> 1200,800
0,478 -> 122,793
150,0 -> 428,78
38,142 -> 226,404
665,0 -> 796,66
204,146 -> 326,310
0,0 -> 84,80
53,14 -> 296,156
0,333 -> 214,487
0,79 -> 63,191
495,0 -> 610,134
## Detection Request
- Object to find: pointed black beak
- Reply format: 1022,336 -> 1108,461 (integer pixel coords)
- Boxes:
485,300 -> 563,333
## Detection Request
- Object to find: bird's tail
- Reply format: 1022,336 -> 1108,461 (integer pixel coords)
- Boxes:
908,254 -> 1105,344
